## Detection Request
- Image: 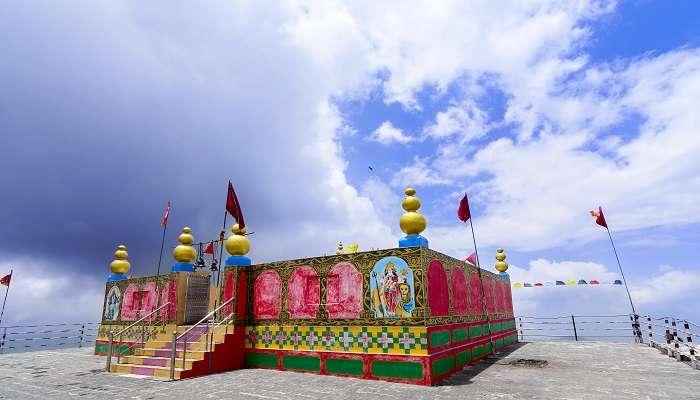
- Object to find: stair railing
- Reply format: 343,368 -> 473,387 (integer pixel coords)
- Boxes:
105,301 -> 171,372
169,297 -> 234,380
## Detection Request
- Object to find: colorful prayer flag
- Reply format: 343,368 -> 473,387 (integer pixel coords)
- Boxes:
203,242 -> 214,254
464,252 -> 477,266
161,201 -> 171,227
0,273 -> 11,287
590,206 -> 608,228
457,193 -> 471,222
226,181 -> 246,230
555,280 -> 565,285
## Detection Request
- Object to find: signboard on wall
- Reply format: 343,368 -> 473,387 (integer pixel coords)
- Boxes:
184,275 -> 210,324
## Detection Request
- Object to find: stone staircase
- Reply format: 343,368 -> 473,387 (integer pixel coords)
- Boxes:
109,324 -> 244,379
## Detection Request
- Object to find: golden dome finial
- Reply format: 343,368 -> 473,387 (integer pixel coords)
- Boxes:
399,187 -> 427,235
495,248 -> 509,273
226,223 -> 251,256
173,227 -> 197,263
110,244 -> 131,275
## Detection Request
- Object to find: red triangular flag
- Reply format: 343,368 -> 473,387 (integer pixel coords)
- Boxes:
226,181 -> 246,230
161,201 -> 171,227
464,252 -> 477,266
590,206 -> 608,228
0,273 -> 11,287
203,242 -> 214,254
457,193 -> 471,222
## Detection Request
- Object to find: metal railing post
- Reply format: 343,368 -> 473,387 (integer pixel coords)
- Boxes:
79,323 -> 85,348
170,331 -> 177,380
106,331 -> 114,372
0,327 -> 6,354
647,316 -> 653,344
518,317 -> 523,341
571,315 -> 578,341
684,320 -> 695,356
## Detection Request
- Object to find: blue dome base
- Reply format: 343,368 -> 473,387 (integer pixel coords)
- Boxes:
499,272 -> 510,280
399,234 -> 429,249
106,273 -> 128,282
225,255 -> 252,267
171,262 -> 195,272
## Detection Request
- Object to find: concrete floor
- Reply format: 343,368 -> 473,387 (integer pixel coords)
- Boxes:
0,342 -> 698,399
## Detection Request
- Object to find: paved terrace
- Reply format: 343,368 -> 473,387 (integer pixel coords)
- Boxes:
0,342 -> 698,400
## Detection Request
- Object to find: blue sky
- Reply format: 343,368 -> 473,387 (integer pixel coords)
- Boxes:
0,1 -> 698,325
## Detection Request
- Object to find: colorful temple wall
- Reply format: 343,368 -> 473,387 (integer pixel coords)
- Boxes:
219,247 -> 516,384
95,271 -> 210,355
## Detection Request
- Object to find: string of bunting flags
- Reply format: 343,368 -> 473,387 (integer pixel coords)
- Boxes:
513,279 -> 623,288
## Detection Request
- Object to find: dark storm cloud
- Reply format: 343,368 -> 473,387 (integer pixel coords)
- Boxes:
0,1 -> 374,280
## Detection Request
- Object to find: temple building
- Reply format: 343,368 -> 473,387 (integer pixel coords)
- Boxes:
95,187 -> 516,385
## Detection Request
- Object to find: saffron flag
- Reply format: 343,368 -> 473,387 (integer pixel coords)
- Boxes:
457,193 -> 471,222
161,201 -> 171,227
203,242 -> 214,254
0,273 -> 11,287
590,206 -> 608,228
226,181 -> 246,230
464,252 -> 477,266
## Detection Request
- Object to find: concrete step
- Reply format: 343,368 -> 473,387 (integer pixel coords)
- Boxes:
110,363 -> 183,379
121,355 -> 198,369
135,347 -> 208,360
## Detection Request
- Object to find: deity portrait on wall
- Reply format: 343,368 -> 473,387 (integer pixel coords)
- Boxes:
370,256 -> 414,318
104,285 -> 121,321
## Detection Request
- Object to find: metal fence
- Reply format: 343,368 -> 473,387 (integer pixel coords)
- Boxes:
516,314 -> 637,342
0,322 -> 99,354
517,314 -> 700,369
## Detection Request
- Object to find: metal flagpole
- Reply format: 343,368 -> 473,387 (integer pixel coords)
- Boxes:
156,223 -> 168,277
468,218 -> 496,353
156,202 -> 171,277
605,227 -> 636,317
0,270 -> 13,327
216,211 -> 228,287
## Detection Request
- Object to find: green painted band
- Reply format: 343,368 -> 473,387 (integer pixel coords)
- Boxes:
326,358 -> 364,376
429,330 -> 451,347
282,355 -> 321,371
245,352 -> 278,368
371,360 -> 424,379
431,355 -> 455,377
452,328 -> 468,342
456,349 -> 471,366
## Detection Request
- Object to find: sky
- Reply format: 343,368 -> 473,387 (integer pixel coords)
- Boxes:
1,0 -> 699,326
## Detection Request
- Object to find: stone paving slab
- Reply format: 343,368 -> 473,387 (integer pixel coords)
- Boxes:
0,342 -> 698,399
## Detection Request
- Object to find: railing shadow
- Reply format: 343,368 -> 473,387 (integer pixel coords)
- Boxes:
435,342 -> 528,386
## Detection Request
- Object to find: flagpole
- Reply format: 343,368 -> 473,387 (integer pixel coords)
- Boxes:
605,227 -> 636,316
0,270 -> 12,327
216,211 -> 227,287
156,223 -> 168,277
468,218 -> 496,353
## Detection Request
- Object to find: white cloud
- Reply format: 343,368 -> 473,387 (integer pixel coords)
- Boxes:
390,157 -> 451,187
0,258 -> 103,325
508,259 -> 700,321
424,99 -> 490,143
368,121 -> 413,145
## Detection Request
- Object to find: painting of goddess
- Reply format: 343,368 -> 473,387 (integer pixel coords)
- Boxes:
370,257 -> 414,318
104,286 -> 121,321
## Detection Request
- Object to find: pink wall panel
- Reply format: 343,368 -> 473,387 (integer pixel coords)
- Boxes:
495,280 -> 505,313
159,280 -> 177,321
485,278 -> 495,314
427,260 -> 449,316
223,271 -> 234,318
141,281 -> 159,321
469,271 -> 483,315
287,266 -> 320,319
505,281 -> 513,313
327,262 -> 362,319
450,267 -> 469,316
120,283 -> 139,321
253,270 -> 282,320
